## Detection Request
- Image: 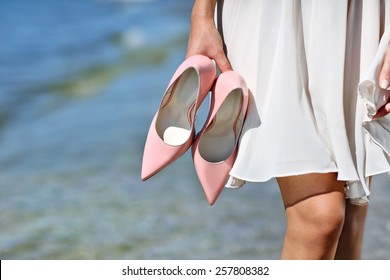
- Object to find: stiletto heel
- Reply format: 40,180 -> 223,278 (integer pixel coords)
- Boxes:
192,71 -> 249,205
141,55 -> 216,181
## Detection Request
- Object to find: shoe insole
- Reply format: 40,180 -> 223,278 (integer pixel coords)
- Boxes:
199,89 -> 243,162
156,68 -> 199,146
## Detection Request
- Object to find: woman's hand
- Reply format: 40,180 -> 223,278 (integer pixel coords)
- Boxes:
186,14 -> 232,72
375,44 -> 390,118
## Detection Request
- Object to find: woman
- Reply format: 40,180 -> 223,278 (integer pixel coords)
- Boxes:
187,0 -> 390,259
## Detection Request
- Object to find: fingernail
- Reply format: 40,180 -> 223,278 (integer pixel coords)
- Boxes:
380,79 -> 390,89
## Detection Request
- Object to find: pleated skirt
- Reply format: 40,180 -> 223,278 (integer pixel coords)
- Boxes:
218,0 -> 390,205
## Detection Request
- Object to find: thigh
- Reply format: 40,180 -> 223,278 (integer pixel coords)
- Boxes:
277,173 -> 346,209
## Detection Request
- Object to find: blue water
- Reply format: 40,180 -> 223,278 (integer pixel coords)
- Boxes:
0,0 -> 389,259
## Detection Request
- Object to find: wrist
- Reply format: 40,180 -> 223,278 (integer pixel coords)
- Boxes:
191,0 -> 216,21
191,13 -> 215,24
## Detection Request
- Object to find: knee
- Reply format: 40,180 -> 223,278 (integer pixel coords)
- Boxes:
308,205 -> 345,243
290,201 -> 345,245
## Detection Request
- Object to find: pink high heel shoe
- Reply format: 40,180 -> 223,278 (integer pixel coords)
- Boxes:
192,71 -> 249,205
141,55 -> 216,181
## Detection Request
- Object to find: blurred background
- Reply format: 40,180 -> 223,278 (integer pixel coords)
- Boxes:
0,0 -> 389,259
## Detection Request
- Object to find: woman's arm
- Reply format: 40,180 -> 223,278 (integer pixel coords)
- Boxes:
186,0 -> 232,72
375,45 -> 390,118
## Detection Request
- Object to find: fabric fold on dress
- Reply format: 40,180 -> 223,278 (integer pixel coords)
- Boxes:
349,23 -> 390,205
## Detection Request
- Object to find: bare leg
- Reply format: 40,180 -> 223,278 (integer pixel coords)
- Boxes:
334,200 -> 368,259
277,173 -> 346,259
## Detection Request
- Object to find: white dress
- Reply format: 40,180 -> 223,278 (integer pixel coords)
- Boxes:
218,0 -> 390,205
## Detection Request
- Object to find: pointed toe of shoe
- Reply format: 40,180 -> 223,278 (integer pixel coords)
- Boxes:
141,156 -> 168,181
141,148 -> 162,181
141,137 -> 193,181
193,146 -> 237,205
141,115 -> 194,181
199,175 -> 225,206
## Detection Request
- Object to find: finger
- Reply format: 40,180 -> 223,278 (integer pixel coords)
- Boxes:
214,50 -> 233,72
373,103 -> 390,119
379,47 -> 390,90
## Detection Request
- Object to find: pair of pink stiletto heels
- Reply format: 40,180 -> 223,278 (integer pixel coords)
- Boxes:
141,55 -> 249,205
